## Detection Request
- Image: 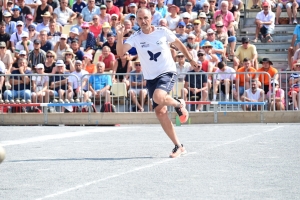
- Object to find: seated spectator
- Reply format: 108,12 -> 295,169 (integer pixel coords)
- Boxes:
103,33 -> 117,57
4,58 -> 32,101
209,0 -> 217,13
4,0 -> 14,14
197,49 -> 217,90
187,0 -> 202,12
40,30 -> 53,53
112,52 -> 132,88
10,21 -> 27,54
72,0 -> 87,14
12,50 -> 31,70
45,60 -> 71,103
173,0 -> 188,13
23,15 -> 36,33
234,37 -> 258,70
53,34 -> 69,60
149,1 -> 163,26
71,39 -> 84,61
213,61 -> 236,101
71,13 -> 84,34
201,40 -> 222,63
187,43 -> 198,61
214,1 -> 235,36
200,1 -> 213,24
28,39 -> 47,71
288,62 -> 300,110
127,14 -> 139,31
110,14 -> 118,35
98,6 -> 110,26
3,11 -> 16,35
185,34 -> 199,51
63,48 -> 76,72
241,79 -> 265,111
256,58 -> 278,94
0,22 -> 11,49
200,29 -> 224,61
114,0 -> 124,14
34,0 -> 53,24
98,46 -> 115,72
123,20 -> 136,38
0,42 -> 13,73
67,60 -> 89,102
90,15 -> 102,39
88,61 -> 112,103
47,0 -> 59,10
106,0 -> 120,19
191,19 -> 207,43
124,2 -> 137,15
253,2 -> 275,43
83,53 -> 96,74
181,12 -> 192,28
251,0 -> 260,9
15,32 -> 34,56
81,0 -> 100,22
28,25 -> 39,43
78,22 -> 96,55
287,24 -> 300,70
198,12 -> 211,32
128,59 -> 148,112
0,61 -> 5,97
224,0 -> 243,27
175,21 -> 188,43
182,61 -> 208,112
43,50 -> 57,73
185,22 -> 194,35
166,5 -> 181,31
36,11 -> 51,33
67,29 -> 79,46
11,5 -> 23,22
215,21 -> 236,61
182,2 -> 198,21
233,58 -> 257,101
267,79 -> 285,111
31,64 -> 49,105
156,0 -> 168,18
276,0 -> 297,25
176,52 -> 192,82
47,19 -> 62,46
159,18 -> 168,27
96,22 -> 112,50
53,0 -> 76,26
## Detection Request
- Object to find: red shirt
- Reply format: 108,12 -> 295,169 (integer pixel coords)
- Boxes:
200,60 -> 209,72
107,6 -> 120,19
98,53 -> 115,70
124,0 -> 139,6
90,24 -> 102,38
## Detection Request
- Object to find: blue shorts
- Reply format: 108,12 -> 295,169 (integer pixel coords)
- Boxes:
239,86 -> 245,96
146,72 -> 177,109
228,36 -> 236,43
260,26 -> 274,35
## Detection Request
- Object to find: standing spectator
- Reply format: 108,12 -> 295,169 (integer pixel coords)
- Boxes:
81,0 -> 100,22
47,0 -> 58,10
3,11 -> 17,35
241,79 -> 265,111
11,5 -> 23,22
34,0 -> 53,24
36,11 -> 51,32
166,5 -> 181,31
128,59 -> 148,112
213,61 -> 236,101
15,32 -> 34,56
10,21 -> 27,53
98,46 -> 115,72
175,21 -> 188,43
88,61 -> 112,103
17,0 -> 32,22
53,0 -> 76,26
40,30 -> 53,52
156,0 -> 168,18
175,52 -> 192,82
4,58 -> 32,101
200,29 -> 224,61
253,2 -> 275,43
267,79 -> 285,111
71,13 -> 84,34
0,42 -> 13,73
90,15 -> 102,38
234,37 -> 258,70
99,5 -> 111,25
256,58 -> 278,94
72,0 -> 87,14
78,22 -> 96,55
149,1 -> 162,26
0,22 -> 11,48
53,34 -> 69,60
31,63 -> 49,105
71,39 -> 84,61
28,39 -> 46,70
106,0 -> 120,19
191,19 -> 207,43
233,58 -> 257,101
182,61 -> 208,112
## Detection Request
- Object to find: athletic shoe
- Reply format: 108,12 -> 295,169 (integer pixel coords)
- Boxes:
174,98 -> 189,123
170,144 -> 187,158
293,19 -> 298,25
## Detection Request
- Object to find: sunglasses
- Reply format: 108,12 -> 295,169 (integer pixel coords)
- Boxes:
139,2 -> 146,4
60,38 -> 66,40
203,46 -> 212,48
178,26 -> 184,28
183,18 -> 189,20
29,29 -> 35,31
46,55 -> 54,58
65,54 -> 72,56
36,68 -> 43,70
101,7 -> 106,9
13,10 -> 19,11
149,4 -> 155,7
111,18 -> 117,20
17,25 -> 22,27
26,18 -> 33,21
177,56 -> 184,58
135,63 -> 141,66
186,5 -> 192,6
209,1 -> 215,2
19,54 -> 26,56
0,47 -> 5,49
93,18 -> 98,20
197,54 -> 204,56
216,26 -> 223,28
242,42 -> 249,44
203,6 -> 208,7
200,17 -> 206,19
194,23 -> 199,25
263,6 -> 268,8
82,27 -> 89,29
187,38 -> 194,39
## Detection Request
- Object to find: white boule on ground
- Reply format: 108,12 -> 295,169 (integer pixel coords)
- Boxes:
0,145 -> 6,164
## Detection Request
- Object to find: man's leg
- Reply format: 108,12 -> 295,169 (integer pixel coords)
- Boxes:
224,79 -> 231,100
213,80 -> 220,100
286,3 -> 293,24
233,57 -> 240,71
275,3 -> 283,24
3,90 -> 13,101
292,2 -> 298,23
129,90 -> 142,110
139,89 -> 147,111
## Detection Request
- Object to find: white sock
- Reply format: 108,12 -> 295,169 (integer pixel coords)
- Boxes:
226,94 -> 229,100
213,94 -> 216,100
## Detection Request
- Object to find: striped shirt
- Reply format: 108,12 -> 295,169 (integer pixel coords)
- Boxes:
28,49 -> 47,68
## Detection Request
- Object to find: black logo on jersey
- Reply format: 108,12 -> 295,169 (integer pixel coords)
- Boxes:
147,51 -> 161,62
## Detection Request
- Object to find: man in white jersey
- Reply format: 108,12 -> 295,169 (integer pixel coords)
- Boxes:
241,79 -> 265,111
116,8 -> 199,158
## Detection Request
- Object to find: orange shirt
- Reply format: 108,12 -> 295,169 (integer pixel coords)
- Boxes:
236,66 -> 257,87
257,66 -> 278,85
85,64 -> 96,74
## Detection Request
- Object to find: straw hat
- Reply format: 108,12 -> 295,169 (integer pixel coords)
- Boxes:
202,41 -> 213,48
62,48 -> 75,57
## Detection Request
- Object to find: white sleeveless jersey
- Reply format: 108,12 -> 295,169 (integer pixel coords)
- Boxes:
125,26 -> 177,80
245,88 -> 263,101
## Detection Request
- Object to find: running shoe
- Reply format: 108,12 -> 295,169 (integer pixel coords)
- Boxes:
170,144 -> 187,158
174,98 -> 189,123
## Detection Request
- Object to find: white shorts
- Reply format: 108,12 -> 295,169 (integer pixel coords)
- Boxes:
87,90 -> 109,97
128,88 -> 148,95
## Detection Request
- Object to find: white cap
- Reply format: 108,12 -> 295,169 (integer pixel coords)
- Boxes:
111,14 -> 118,19
60,34 -> 68,39
181,12 -> 191,19
20,32 -> 29,38
70,28 -> 79,35
16,21 -> 24,26
0,60 -> 6,73
35,63 -> 44,69
19,50 -> 26,55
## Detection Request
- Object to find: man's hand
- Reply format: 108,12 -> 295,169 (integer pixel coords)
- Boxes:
18,66 -> 25,74
116,23 -> 125,36
190,60 -> 199,68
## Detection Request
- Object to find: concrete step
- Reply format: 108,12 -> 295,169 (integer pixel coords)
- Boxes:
244,9 -> 299,18
244,18 -> 300,26
237,35 -> 292,43
241,26 -> 295,34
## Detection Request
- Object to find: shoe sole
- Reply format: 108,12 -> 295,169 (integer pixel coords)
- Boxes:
178,99 -> 189,124
169,148 -> 187,158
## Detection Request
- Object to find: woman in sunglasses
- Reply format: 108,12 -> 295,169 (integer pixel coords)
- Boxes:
99,5 -> 111,25
43,50 -> 57,74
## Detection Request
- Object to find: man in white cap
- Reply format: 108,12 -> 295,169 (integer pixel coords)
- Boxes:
110,14 -> 119,36
10,21 -> 28,53
15,32 -> 34,56
3,11 -> 17,35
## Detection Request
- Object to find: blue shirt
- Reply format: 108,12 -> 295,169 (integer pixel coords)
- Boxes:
36,22 -> 50,33
5,21 -> 17,35
200,39 -> 224,60
71,24 -> 83,33
72,1 -> 87,13
130,70 -> 144,89
11,69 -> 32,91
175,33 -> 188,43
293,25 -> 300,46
89,74 -> 112,90
41,41 -> 53,52
151,11 -> 163,26
156,5 -> 168,18
81,6 -> 100,22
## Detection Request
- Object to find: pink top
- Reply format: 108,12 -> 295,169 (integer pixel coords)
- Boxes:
267,88 -> 285,105
99,53 -> 115,70
99,14 -> 111,25
90,24 -> 102,38
213,10 -> 235,30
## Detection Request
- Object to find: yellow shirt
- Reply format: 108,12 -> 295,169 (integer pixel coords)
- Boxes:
234,44 -> 257,61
